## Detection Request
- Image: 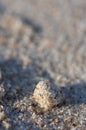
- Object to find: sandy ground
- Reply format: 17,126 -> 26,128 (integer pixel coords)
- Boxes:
0,0 -> 86,130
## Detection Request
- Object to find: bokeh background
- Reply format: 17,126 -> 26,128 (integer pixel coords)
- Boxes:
0,0 -> 86,79
0,0 -> 86,41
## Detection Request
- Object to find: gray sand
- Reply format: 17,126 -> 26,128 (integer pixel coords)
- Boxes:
0,0 -> 86,130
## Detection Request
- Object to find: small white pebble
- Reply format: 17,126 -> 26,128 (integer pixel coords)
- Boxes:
2,120 -> 11,130
0,105 -> 4,112
32,80 -> 65,111
0,84 -> 5,99
0,111 -> 6,121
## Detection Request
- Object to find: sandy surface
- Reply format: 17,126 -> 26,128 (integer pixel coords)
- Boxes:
0,0 -> 86,130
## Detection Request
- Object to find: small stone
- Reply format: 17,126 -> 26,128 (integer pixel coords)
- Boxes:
0,105 -> 4,112
0,84 -> 5,99
32,80 -> 65,111
2,120 -> 11,130
53,118 -> 59,123
0,111 -> 6,121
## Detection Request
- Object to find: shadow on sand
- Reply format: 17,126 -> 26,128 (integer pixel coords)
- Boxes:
0,58 -> 86,129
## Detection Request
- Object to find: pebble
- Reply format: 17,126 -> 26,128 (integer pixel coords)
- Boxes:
2,120 -> 11,130
0,111 -> 6,121
32,80 -> 65,111
0,84 -> 5,99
